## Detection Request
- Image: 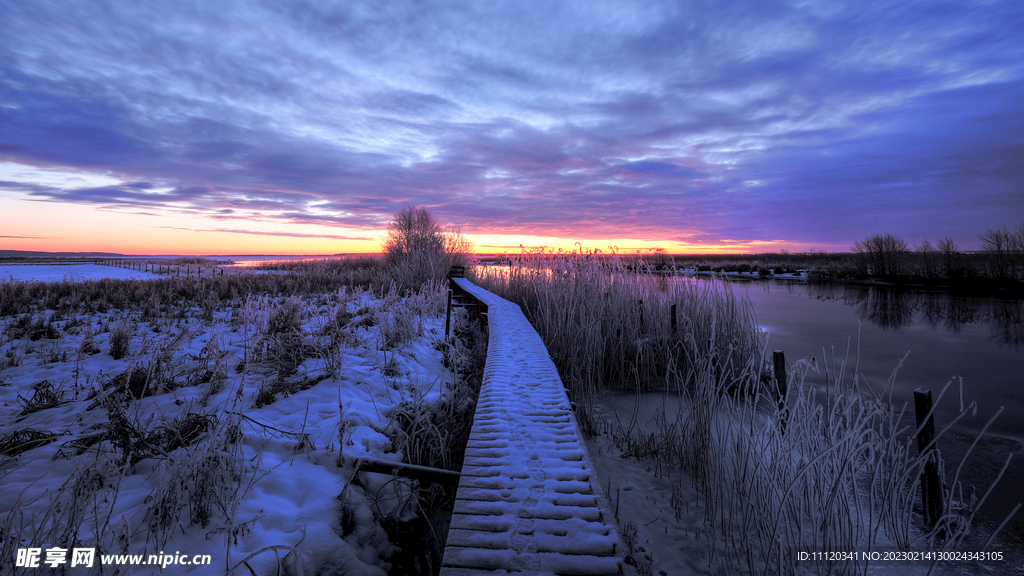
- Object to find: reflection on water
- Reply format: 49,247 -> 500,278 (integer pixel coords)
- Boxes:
801,284 -> 1024,349
725,279 -> 1024,441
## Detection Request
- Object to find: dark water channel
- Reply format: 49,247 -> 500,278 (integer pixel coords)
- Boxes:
729,278 -> 1024,549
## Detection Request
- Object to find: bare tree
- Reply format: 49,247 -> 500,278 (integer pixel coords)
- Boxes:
853,233 -> 908,277
937,236 -> 960,279
383,205 -> 445,262
914,238 -> 936,277
381,205 -> 474,287
443,227 -> 474,267
979,226 -> 1017,280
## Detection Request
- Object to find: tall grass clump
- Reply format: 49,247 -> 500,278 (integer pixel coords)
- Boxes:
473,248 -> 766,425
108,319 -> 133,359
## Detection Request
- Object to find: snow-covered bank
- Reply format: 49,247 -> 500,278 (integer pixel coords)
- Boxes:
1,280 -> 469,575
0,263 -> 159,283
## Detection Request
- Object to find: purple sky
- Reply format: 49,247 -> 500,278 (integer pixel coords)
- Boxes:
2,0 -> 1023,253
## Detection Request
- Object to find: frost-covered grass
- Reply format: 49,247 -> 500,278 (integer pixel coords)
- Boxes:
473,249 -> 766,429
0,270 -> 478,575
595,354 -> 1020,575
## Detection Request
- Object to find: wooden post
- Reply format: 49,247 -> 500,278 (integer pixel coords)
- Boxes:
914,388 -> 944,531
671,304 -> 677,333
445,290 -> 453,339
638,299 -> 644,333
773,351 -> 787,398
773,350 -> 788,433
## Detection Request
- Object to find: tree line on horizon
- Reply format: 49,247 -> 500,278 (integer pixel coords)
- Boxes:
540,222 -> 1024,289
851,222 -> 1024,285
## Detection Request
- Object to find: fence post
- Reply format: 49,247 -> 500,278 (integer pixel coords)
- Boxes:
671,304 -> 677,333
914,388 -> 944,531
445,290 -> 453,340
773,350 -> 788,433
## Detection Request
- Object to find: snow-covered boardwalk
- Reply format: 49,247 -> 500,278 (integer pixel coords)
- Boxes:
441,278 -> 625,576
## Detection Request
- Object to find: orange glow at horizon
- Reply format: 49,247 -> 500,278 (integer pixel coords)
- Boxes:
1,191 -> 385,255
3,184 -> 822,256
0,201 -> 819,257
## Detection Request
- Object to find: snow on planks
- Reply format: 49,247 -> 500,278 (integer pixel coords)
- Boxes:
442,278 -> 625,576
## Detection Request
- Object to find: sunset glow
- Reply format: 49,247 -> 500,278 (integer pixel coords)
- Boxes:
2,1 -> 1023,255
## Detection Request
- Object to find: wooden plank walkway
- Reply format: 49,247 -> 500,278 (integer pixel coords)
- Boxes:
441,278 -> 626,576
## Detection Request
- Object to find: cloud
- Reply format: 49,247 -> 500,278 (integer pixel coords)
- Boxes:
1,0 -> 1022,250
154,226 -> 374,241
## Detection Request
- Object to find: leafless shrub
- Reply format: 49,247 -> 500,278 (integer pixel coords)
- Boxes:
99,392 -> 153,465
267,296 -> 303,336
147,413 -> 244,548
268,332 -> 312,377
108,319 -> 132,359
78,325 -> 101,355
382,205 -> 474,289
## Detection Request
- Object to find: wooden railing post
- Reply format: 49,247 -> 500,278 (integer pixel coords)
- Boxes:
914,388 -> 944,530
445,290 -> 453,340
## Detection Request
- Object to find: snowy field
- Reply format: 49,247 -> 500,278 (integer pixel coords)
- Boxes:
0,272 -> 476,575
1,264 -> 159,283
